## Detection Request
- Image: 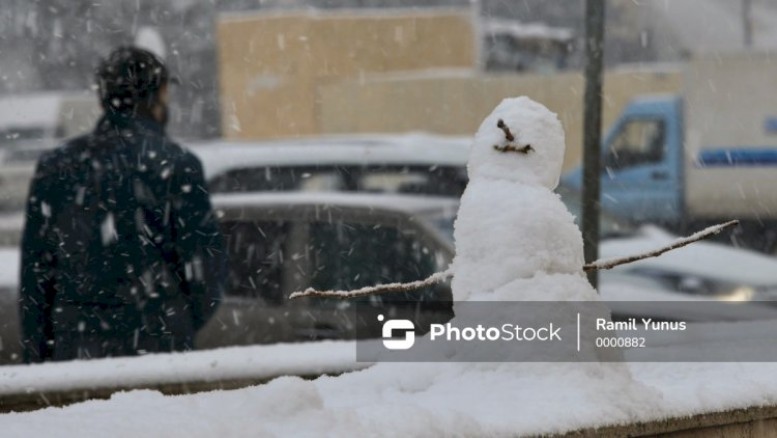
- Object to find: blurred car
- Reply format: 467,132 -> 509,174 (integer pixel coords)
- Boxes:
0,142 -> 58,213
0,92 -> 101,212
0,192 -> 456,364
0,132 -> 469,241
197,191 -> 456,350
557,185 -> 777,304
190,133 -> 471,198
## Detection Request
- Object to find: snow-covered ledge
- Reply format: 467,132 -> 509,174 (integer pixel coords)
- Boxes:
3,350 -> 777,437
0,340 -> 366,412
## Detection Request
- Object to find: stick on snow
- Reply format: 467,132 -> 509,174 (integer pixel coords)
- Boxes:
289,269 -> 453,300
582,220 -> 740,272
289,220 -> 739,299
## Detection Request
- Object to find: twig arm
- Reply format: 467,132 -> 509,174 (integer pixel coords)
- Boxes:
289,269 -> 453,300
289,220 -> 739,299
583,220 -> 739,272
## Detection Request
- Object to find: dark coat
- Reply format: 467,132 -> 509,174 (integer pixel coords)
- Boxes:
19,113 -> 226,363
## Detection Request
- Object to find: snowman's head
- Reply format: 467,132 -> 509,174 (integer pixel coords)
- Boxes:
468,96 -> 565,189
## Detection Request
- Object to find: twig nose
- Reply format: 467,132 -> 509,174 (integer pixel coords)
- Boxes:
497,119 -> 515,141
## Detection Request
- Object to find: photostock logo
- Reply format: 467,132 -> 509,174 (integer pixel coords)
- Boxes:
379,314 -> 415,350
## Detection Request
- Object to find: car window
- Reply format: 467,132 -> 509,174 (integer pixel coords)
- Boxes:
604,119 -> 665,170
0,127 -> 47,145
209,166 -> 347,193
208,165 -> 468,198
220,219 -> 291,305
220,215 -> 453,308
307,221 -> 440,300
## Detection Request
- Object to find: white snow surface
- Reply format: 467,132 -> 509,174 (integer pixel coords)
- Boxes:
4,348 -> 777,437
0,341 -> 364,397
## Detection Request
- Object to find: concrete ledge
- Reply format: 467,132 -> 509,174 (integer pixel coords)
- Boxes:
557,405 -> 777,437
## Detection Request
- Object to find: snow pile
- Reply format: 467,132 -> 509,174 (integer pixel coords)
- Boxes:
0,341 -> 363,397
0,362 -> 656,437
8,326 -> 777,436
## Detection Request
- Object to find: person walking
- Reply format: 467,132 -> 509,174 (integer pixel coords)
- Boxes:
19,46 -> 226,362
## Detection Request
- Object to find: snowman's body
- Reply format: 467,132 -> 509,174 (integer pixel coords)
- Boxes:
452,179 -> 587,301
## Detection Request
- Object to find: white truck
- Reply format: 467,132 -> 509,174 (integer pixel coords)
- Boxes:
563,51 -> 777,253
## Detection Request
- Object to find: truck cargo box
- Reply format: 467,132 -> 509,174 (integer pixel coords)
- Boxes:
685,51 -> 777,219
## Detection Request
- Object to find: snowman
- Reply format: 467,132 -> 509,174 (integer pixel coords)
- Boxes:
287,96 -> 659,416
450,96 -> 620,363
452,96 -> 592,301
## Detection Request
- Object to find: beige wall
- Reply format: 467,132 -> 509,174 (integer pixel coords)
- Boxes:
217,9 -> 681,171
217,9 -> 477,139
318,69 -> 682,171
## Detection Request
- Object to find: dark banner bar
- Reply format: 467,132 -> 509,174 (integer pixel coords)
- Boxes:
353,301 -> 777,362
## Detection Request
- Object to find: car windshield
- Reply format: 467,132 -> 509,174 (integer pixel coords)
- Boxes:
207,164 -> 469,198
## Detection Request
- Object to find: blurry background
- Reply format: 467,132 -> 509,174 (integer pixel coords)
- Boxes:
0,0 -> 769,142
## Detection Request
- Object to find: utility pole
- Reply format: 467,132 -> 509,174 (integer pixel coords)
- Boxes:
582,0 -> 606,289
742,0 -> 753,48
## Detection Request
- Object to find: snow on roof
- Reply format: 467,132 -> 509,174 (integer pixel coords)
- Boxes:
0,247 -> 19,288
648,0 -> 777,53
603,225 -> 777,287
482,18 -> 574,42
190,133 -> 471,179
0,92 -> 94,130
212,191 -> 460,216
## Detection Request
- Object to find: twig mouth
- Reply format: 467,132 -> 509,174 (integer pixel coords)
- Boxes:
493,144 -> 534,154
494,119 -> 533,154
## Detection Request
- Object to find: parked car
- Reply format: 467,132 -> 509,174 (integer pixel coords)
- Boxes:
0,192 -> 456,363
0,142 -> 60,213
190,134 -> 471,198
197,191 -> 456,350
0,92 -> 100,212
558,185 -> 777,304
0,132 -> 469,241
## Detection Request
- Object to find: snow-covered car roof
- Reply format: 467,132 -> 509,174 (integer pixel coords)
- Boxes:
601,225 -> 777,288
559,185 -> 777,289
190,133 -> 472,180
0,247 -> 19,289
0,92 -> 94,130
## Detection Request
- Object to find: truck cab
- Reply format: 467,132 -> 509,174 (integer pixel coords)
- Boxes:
562,95 -> 683,226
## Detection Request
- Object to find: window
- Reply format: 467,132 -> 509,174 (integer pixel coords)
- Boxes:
208,167 -> 345,193
220,220 -> 291,305
220,216 -> 453,319
604,119 -> 665,170
307,222 -> 440,298
207,165 -> 468,198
